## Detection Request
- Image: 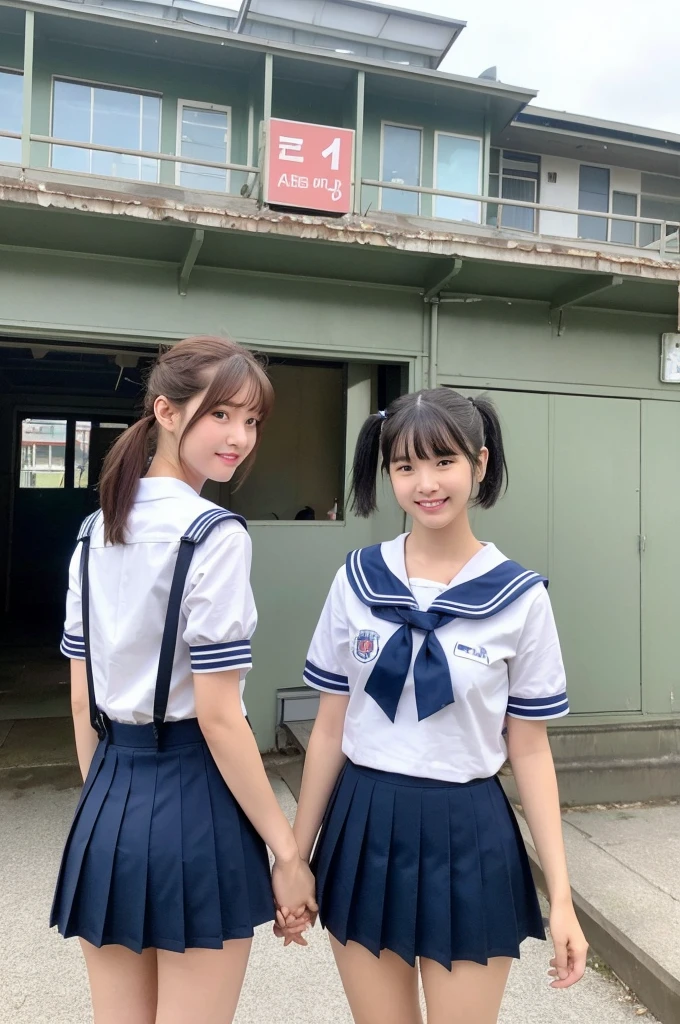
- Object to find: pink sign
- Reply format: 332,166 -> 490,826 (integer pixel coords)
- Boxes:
264,118 -> 354,215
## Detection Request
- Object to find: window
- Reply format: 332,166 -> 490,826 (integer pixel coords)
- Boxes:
0,69 -> 22,163
51,79 -> 161,182
488,150 -> 540,232
434,133 -> 482,223
611,191 -> 638,246
639,195 -> 680,252
380,124 -> 422,215
177,101 -> 231,192
578,165 -> 609,241
19,419 -> 67,489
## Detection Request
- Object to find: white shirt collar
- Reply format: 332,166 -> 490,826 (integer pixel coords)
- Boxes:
380,533 -> 506,591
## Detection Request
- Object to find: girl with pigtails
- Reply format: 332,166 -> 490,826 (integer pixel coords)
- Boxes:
278,387 -> 587,1024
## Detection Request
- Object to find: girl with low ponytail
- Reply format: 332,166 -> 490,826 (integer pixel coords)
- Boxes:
280,386 -> 587,1023
52,335 -> 316,1024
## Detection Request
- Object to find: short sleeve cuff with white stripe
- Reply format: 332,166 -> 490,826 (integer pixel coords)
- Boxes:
190,640 -> 252,674
506,691 -> 569,720
60,632 -> 86,660
303,660 -> 350,694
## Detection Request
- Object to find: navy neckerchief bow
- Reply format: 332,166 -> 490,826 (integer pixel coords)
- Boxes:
346,544 -> 547,723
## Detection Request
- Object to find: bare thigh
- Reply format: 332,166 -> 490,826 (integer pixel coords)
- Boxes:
329,933 -> 423,1024
420,956 -> 512,1024
155,939 -> 252,1024
79,940 -> 158,1024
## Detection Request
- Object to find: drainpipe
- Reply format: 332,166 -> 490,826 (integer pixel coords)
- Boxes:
424,258 -> 463,388
428,299 -> 439,388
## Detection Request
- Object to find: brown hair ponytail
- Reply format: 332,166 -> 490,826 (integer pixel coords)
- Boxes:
98,336 -> 273,545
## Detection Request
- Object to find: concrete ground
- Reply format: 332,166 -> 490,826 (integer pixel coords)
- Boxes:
0,772 -> 658,1024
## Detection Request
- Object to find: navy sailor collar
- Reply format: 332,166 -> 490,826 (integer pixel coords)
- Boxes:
346,534 -> 546,618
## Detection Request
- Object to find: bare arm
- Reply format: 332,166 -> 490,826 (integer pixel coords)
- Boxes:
194,669 -> 316,915
506,716 -> 587,987
70,660 -> 98,781
293,693 -> 349,861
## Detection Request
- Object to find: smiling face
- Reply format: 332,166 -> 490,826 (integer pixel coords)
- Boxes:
153,381 -> 262,492
178,384 -> 260,489
389,443 -> 488,531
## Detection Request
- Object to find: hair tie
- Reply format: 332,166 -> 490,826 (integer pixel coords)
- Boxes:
378,410 -> 387,420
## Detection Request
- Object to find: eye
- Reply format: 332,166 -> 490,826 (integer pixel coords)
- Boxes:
212,410 -> 228,421
438,458 -> 455,467
246,417 -> 259,427
394,464 -> 412,473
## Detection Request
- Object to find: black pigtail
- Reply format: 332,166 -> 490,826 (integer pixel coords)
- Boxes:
471,396 -> 508,508
349,414 -> 385,517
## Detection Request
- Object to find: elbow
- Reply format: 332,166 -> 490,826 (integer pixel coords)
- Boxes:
71,694 -> 90,717
197,708 -> 248,748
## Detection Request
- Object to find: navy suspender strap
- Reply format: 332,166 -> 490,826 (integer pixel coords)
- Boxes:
152,509 -> 247,740
77,512 -> 107,739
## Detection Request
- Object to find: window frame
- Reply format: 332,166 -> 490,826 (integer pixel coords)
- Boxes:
378,119 -> 424,215
0,66 -> 24,165
49,74 -> 163,183
175,98 -> 233,194
609,188 -> 639,247
577,162 -> 611,242
432,130 -> 484,224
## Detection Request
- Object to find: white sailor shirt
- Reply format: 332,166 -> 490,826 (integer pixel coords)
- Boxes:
61,476 -> 256,725
303,534 -> 568,783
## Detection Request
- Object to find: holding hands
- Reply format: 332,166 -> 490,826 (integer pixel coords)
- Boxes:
272,854 -> 317,947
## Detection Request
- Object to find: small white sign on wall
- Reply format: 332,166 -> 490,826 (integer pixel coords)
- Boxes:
661,334 -> 680,383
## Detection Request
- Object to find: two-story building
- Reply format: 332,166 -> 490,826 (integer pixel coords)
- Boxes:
1,0 -> 679,798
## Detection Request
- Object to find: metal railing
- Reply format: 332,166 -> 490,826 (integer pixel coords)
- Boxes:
361,178 -> 680,259
2,128 -> 679,259
0,129 -> 259,180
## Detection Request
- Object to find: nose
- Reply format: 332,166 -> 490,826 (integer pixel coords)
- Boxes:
226,418 -> 249,449
416,471 -> 439,495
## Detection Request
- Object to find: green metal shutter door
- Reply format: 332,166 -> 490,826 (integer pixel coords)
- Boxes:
462,388 -> 641,714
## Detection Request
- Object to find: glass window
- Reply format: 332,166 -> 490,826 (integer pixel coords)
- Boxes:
178,104 -> 230,192
75,421 -> 91,488
610,191 -> 637,245
0,70 -> 23,163
19,419 -> 67,489
639,195 -> 680,252
381,124 -> 422,215
578,165 -> 609,241
52,80 -> 160,182
435,134 -> 482,223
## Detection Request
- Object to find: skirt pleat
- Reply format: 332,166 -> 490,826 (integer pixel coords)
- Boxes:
51,719 -> 274,953
381,786 -> 422,965
75,748 -> 133,947
312,762 -> 545,970
347,779 -> 395,957
55,747 -> 119,938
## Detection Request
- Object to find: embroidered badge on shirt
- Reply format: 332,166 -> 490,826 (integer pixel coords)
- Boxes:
454,642 -> 490,665
352,630 -> 380,663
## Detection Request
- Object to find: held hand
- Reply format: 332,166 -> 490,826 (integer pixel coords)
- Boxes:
271,855 -> 318,924
548,901 -> 588,988
273,905 -> 315,946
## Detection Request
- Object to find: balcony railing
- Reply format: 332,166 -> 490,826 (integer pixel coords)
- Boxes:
2,130 -> 679,261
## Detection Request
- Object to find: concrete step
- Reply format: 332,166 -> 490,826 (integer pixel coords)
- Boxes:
503,754 -> 680,806
547,720 -> 680,761
516,806 -> 680,1024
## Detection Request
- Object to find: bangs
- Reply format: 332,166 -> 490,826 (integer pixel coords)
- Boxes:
385,402 -> 474,464
198,353 -> 274,422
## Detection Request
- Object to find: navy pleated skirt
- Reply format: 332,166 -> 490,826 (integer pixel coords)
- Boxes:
51,719 -> 274,953
311,761 -> 545,970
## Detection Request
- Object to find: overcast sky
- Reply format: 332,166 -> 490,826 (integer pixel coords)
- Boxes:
198,0 -> 680,134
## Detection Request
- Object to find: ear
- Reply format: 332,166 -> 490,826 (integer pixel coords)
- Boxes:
153,395 -> 180,434
476,446 -> 489,482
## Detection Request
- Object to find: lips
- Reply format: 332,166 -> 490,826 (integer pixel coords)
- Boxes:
416,498 -> 448,510
216,453 -> 239,465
